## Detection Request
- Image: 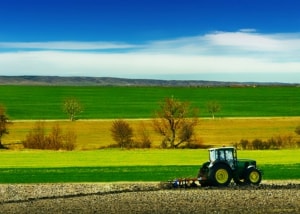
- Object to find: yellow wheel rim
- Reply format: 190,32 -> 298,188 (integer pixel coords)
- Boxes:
215,169 -> 229,184
249,171 -> 260,183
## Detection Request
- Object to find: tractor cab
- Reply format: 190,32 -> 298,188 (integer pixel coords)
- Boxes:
209,147 -> 237,170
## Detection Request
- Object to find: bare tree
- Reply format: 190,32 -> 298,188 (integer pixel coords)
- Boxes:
0,105 -> 11,149
153,97 -> 199,148
63,98 -> 83,121
111,120 -> 133,148
207,101 -> 221,119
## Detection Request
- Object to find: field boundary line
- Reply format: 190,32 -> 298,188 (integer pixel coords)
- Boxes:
10,116 -> 300,123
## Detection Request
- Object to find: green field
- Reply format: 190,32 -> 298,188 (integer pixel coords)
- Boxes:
1,86 -> 299,119
1,86 -> 299,183
0,149 -> 299,183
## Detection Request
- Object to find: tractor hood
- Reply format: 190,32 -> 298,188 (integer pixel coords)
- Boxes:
237,159 -> 257,167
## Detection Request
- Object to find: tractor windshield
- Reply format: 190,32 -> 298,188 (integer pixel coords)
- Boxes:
209,150 -> 217,162
225,149 -> 233,160
209,148 -> 235,162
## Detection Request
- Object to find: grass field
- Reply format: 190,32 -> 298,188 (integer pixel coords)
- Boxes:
1,86 -> 299,119
0,149 -> 299,183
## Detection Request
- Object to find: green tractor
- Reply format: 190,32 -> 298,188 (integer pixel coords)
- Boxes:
198,147 -> 262,186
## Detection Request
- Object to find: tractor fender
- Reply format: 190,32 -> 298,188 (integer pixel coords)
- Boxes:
246,165 -> 256,170
244,165 -> 257,176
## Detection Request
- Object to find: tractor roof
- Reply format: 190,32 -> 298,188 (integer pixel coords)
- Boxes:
209,146 -> 235,151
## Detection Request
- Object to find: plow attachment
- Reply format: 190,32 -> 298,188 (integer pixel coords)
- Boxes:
169,178 -> 200,188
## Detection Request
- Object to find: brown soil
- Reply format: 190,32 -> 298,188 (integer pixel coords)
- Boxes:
0,181 -> 299,214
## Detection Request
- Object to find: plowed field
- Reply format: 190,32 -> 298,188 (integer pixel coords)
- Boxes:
1,181 -> 299,214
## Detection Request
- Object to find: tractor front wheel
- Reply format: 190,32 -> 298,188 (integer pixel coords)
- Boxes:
209,164 -> 232,187
246,168 -> 262,185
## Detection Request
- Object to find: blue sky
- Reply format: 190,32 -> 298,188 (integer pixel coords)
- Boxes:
0,0 -> 300,83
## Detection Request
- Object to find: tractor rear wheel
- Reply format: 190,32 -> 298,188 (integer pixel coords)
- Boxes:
209,164 -> 232,187
245,168 -> 262,185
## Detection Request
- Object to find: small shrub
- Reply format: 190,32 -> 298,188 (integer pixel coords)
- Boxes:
62,130 -> 77,151
46,124 -> 63,150
267,137 -> 280,149
251,138 -> 283,150
134,122 -> 152,148
252,139 -> 264,150
239,139 -> 250,150
281,134 -> 294,148
133,139 -> 152,149
23,122 -> 76,150
269,134 -> 296,149
183,137 -> 204,149
111,120 -> 134,149
233,142 -> 239,150
23,121 -> 47,149
295,125 -> 300,135
237,134 -> 298,150
263,140 -> 271,150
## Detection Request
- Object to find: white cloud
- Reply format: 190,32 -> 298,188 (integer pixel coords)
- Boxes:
0,30 -> 300,82
1,51 -> 299,75
204,31 -> 300,54
205,31 -> 282,51
142,30 -> 300,58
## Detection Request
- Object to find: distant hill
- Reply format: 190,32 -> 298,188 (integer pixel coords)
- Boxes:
0,76 -> 297,87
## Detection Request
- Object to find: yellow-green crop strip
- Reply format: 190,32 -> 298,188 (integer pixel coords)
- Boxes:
0,149 -> 299,183
1,149 -> 298,168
